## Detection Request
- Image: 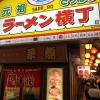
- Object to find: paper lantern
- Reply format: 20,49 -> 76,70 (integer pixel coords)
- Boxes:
94,63 -> 98,67
85,44 -> 92,49
85,59 -> 89,63
95,59 -> 100,64
85,62 -> 88,66
89,60 -> 93,64
85,53 -> 90,58
90,55 -> 95,60
97,53 -> 100,58
89,63 -> 92,66
90,47 -> 97,54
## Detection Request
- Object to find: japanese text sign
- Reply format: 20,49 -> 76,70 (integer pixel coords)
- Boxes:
0,3 -> 99,38
0,0 -> 100,40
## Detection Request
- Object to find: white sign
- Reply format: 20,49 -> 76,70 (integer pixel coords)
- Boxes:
0,3 -> 99,36
0,30 -> 99,45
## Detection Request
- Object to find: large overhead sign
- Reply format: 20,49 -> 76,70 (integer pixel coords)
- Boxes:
0,0 -> 100,43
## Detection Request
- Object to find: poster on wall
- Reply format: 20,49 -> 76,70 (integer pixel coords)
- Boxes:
46,68 -> 63,100
77,66 -> 90,79
3,69 -> 21,100
22,68 -> 41,100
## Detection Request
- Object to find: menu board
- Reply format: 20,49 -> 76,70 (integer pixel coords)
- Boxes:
46,68 -> 63,100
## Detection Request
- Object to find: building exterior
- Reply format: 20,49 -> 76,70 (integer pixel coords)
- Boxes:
0,0 -> 100,100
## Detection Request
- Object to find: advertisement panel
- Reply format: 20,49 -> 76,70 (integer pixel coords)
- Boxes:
3,69 -> 20,100
46,68 -> 63,100
3,68 -> 41,100
0,0 -> 100,42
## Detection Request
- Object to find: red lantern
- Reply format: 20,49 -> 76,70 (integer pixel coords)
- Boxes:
90,47 -> 97,54
89,59 -> 93,64
90,55 -> 95,60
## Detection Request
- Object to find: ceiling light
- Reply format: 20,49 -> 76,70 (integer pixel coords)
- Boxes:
91,70 -> 96,72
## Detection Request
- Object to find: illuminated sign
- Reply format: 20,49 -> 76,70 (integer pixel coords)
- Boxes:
0,0 -> 99,42
0,4 -> 99,35
46,68 -> 63,100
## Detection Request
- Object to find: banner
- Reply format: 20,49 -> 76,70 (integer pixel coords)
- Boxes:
0,0 -> 100,39
3,69 -> 20,100
22,68 -> 41,100
3,68 -> 41,100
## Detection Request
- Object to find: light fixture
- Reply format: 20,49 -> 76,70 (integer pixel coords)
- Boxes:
90,55 -> 95,60
85,62 -> 88,66
85,44 -> 92,49
95,59 -> 100,64
91,70 -> 96,72
90,47 -> 97,54
85,53 -> 90,58
89,60 -> 93,64
94,63 -> 98,67
89,63 -> 92,66
85,59 -> 89,63
97,53 -> 100,58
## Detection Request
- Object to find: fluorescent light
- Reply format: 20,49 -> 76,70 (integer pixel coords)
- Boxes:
90,70 -> 96,72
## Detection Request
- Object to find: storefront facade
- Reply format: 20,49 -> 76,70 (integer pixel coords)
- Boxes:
0,0 -> 100,100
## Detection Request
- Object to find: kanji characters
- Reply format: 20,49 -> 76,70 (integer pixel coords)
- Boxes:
55,10 -> 74,26
76,6 -> 93,23
39,15 -> 54,28
2,7 -> 11,16
16,3 -> 26,14
27,48 -> 36,60
45,47 -> 55,60
2,6 -> 94,33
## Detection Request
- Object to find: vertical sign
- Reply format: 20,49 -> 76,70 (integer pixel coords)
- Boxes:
3,69 -> 20,100
22,68 -> 41,100
46,68 -> 63,100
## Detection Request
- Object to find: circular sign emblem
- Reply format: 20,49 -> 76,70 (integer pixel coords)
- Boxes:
28,0 -> 54,5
